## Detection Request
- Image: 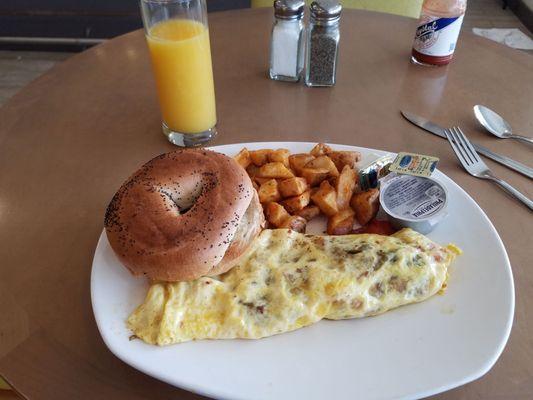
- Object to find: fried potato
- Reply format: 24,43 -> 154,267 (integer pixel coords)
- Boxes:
269,149 -> 290,167
327,175 -> 338,187
328,150 -> 362,171
289,153 -> 315,175
258,162 -> 294,179
351,188 -> 380,225
310,143 -> 333,157
304,156 -> 339,177
301,167 -> 329,187
327,208 -> 355,235
279,177 -> 308,198
258,179 -> 281,203
311,180 -> 338,217
282,191 -> 311,213
296,205 -> 321,221
250,149 -> 272,166
336,165 -> 357,211
255,177 -> 273,186
246,164 -> 260,178
246,144 -> 377,230
352,183 -> 363,195
265,202 -> 291,227
234,148 -> 251,169
279,215 -> 307,233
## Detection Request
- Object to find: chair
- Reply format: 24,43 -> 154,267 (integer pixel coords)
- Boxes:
251,0 -> 423,19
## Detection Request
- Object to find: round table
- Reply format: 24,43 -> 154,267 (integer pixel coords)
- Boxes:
0,8 -> 531,400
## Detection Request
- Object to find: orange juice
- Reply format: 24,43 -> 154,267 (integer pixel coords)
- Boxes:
147,19 -> 216,134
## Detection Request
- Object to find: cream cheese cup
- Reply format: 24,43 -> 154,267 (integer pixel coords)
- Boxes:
380,174 -> 448,234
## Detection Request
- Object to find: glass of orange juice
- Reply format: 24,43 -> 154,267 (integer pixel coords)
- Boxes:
140,0 -> 217,147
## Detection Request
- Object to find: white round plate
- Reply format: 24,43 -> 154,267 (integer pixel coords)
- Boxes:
91,142 -> 514,400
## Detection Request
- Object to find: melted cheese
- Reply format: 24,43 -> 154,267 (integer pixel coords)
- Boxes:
128,228 -> 459,345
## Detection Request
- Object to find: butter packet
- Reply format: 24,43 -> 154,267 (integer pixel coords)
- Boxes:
389,152 -> 439,178
358,154 -> 394,190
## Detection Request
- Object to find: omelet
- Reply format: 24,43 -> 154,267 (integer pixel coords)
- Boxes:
128,228 -> 459,345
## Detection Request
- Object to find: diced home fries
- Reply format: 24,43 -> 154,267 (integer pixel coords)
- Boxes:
305,156 -> 339,177
258,162 -> 294,179
250,149 -> 271,166
282,191 -> 311,214
234,148 -> 251,169
268,149 -> 290,167
328,150 -> 361,171
265,202 -> 290,227
310,143 -> 332,157
351,188 -> 380,225
258,179 -> 281,203
311,180 -> 338,217
296,205 -> 320,221
279,215 -> 307,233
289,154 -> 315,175
235,144 -> 392,235
278,177 -> 308,197
301,167 -> 329,187
336,165 -> 357,211
327,208 -> 355,235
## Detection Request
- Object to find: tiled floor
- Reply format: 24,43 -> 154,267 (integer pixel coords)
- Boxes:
463,0 -> 532,30
0,0 -> 531,107
0,50 -> 71,105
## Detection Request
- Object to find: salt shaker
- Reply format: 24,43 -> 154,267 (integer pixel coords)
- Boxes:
305,0 -> 342,87
269,0 -> 305,82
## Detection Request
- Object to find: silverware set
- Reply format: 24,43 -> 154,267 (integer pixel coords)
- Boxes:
401,108 -> 532,211
474,105 -> 533,146
445,126 -> 532,210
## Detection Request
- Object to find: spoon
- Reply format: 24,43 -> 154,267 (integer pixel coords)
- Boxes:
474,105 -> 533,145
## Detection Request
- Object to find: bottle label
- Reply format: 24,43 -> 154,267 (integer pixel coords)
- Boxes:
413,14 -> 464,57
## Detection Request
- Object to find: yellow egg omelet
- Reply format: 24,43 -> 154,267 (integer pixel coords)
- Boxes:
127,228 -> 459,345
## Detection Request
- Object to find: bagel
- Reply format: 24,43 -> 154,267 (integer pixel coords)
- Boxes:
104,149 -> 264,281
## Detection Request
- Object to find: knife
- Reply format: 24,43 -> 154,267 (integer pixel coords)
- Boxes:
401,110 -> 533,180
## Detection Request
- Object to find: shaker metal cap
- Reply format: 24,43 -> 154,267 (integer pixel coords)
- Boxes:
273,0 -> 305,19
310,0 -> 342,21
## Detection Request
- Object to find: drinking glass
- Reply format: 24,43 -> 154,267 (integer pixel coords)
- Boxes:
140,0 -> 217,147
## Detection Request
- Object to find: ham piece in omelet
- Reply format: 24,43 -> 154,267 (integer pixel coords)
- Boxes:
127,228 -> 460,345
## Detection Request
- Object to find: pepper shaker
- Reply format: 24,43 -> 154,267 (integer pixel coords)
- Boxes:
305,0 -> 342,87
269,0 -> 305,82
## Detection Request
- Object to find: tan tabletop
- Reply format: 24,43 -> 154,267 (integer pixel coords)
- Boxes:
0,7 -> 532,400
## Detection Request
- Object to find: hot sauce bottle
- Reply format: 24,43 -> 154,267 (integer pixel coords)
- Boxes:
411,0 -> 467,66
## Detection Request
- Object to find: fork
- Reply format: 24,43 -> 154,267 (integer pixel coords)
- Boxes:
444,127 -> 533,211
